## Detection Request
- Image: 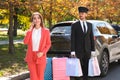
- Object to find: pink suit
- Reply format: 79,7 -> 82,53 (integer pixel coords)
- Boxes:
23,27 -> 51,80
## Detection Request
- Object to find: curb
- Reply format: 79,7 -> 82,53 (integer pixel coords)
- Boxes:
0,71 -> 29,80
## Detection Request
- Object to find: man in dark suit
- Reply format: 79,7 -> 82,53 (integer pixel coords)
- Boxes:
71,6 -> 95,80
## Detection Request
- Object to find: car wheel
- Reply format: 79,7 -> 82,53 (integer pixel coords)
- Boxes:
100,51 -> 109,76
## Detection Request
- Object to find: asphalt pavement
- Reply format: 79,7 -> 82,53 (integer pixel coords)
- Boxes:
0,40 -> 23,45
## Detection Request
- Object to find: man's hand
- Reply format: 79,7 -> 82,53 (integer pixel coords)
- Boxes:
91,51 -> 96,57
37,52 -> 43,58
71,52 -> 76,58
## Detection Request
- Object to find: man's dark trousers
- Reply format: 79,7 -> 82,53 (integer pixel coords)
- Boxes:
70,52 -> 90,80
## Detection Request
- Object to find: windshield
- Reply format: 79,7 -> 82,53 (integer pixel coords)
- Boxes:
51,26 -> 71,34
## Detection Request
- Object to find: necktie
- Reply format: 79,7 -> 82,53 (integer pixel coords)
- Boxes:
83,22 -> 86,33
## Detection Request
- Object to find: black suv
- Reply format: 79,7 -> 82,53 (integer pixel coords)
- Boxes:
48,20 -> 120,76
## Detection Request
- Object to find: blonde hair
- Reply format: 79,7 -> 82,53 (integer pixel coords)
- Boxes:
31,12 -> 44,27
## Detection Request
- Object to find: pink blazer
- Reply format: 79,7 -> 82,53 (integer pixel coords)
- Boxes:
23,27 -> 51,64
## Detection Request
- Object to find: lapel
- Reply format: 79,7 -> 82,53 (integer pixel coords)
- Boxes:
78,21 -> 90,35
78,21 -> 84,34
39,27 -> 44,51
86,22 -> 90,34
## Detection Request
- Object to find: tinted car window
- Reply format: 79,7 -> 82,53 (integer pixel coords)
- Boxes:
51,26 -> 71,34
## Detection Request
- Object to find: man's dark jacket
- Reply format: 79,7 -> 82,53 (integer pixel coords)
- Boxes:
71,20 -> 95,58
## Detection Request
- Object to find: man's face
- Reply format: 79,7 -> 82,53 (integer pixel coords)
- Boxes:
79,12 -> 87,20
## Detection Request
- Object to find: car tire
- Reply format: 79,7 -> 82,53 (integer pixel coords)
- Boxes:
100,51 -> 109,77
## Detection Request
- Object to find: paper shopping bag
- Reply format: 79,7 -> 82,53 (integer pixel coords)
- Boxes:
66,58 -> 83,77
44,58 -> 52,80
52,57 -> 70,80
88,57 -> 101,76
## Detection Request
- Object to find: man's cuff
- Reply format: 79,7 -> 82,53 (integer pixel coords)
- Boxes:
71,51 -> 75,55
91,51 -> 96,57
91,51 -> 95,54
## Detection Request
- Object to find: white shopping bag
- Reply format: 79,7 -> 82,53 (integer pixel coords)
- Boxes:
88,57 -> 101,76
66,58 -> 83,77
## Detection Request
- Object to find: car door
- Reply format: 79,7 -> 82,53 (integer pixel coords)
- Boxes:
96,22 -> 120,61
105,22 -> 120,61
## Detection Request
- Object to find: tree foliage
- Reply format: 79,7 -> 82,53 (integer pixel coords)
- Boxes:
0,0 -> 120,54
0,0 -> 120,27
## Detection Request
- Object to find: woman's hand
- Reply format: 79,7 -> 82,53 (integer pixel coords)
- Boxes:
29,22 -> 35,30
37,52 -> 43,58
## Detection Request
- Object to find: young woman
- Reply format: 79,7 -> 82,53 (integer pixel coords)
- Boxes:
23,12 -> 51,80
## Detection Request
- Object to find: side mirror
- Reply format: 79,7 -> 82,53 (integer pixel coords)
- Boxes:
112,35 -> 118,39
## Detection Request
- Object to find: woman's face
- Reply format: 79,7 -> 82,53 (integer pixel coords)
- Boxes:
32,14 -> 41,26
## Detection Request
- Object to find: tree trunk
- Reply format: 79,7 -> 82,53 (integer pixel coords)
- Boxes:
8,2 -> 15,54
48,0 -> 53,28
13,14 -> 18,36
13,7 -> 18,37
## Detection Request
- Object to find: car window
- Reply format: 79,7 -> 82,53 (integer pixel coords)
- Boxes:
96,22 -> 117,35
106,23 -> 117,35
111,24 -> 120,32
51,26 -> 71,34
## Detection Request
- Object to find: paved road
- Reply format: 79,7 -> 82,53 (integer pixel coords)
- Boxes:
0,40 -> 23,45
25,62 -> 120,80
101,62 -> 120,80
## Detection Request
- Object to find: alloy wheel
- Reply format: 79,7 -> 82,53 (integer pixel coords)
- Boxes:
100,51 -> 109,76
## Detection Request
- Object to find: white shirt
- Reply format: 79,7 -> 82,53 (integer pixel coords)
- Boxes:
79,20 -> 88,32
32,28 -> 41,51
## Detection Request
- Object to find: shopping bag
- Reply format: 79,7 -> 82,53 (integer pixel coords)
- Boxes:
52,57 -> 70,80
88,57 -> 101,76
44,58 -> 52,80
66,58 -> 83,77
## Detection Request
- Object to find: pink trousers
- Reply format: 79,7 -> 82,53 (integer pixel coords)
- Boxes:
27,51 -> 46,80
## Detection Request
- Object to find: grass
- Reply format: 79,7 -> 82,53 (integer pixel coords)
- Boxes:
0,29 -> 54,77
0,43 -> 28,77
0,29 -> 27,77
0,29 -> 25,41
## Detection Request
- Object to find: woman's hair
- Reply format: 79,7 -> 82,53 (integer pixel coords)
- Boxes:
31,12 -> 44,27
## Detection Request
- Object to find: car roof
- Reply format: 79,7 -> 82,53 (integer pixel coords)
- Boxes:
55,20 -> 106,25
51,20 -> 108,31
54,21 -> 74,26
87,20 -> 106,23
